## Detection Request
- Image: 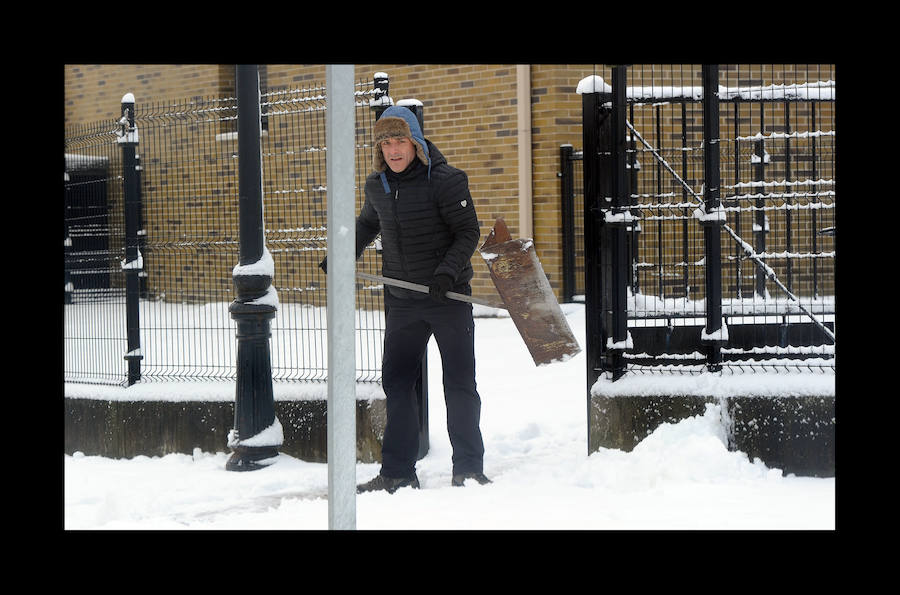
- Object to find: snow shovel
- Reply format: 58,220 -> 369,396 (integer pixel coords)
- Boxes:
355,218 -> 581,366
478,217 -> 581,366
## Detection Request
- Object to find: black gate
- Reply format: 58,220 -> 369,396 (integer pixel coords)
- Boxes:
64,161 -> 112,296
567,64 -> 836,385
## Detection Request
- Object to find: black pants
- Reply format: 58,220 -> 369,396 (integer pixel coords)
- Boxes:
380,297 -> 484,478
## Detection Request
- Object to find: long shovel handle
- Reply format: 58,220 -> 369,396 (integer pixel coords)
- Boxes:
356,272 -> 507,310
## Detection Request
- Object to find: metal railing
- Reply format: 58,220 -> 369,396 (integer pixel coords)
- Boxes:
571,64 -> 835,382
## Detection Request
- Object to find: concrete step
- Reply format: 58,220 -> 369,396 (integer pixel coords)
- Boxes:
589,393 -> 835,477
64,397 -> 387,464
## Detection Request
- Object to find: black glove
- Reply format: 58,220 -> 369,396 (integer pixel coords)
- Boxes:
319,257 -> 327,274
428,274 -> 453,304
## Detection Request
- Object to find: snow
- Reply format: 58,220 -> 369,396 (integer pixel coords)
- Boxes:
576,76 -> 611,95
592,368 -> 833,399
247,285 -> 280,309
604,210 -> 635,224
228,417 -> 284,449
232,245 -> 275,278
120,248 -> 143,271
693,204 -> 727,223
64,303 -> 834,530
605,331 -> 634,351
576,76 -> 835,102
700,321 -> 729,343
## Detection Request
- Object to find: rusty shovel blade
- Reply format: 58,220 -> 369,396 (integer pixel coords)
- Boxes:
479,217 -> 581,366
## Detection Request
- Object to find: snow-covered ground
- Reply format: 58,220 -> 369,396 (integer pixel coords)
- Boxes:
64,304 -> 835,530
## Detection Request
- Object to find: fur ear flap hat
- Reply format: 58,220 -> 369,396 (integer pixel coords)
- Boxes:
373,105 -> 430,173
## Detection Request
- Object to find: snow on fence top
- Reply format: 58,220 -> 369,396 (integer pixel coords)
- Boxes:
576,75 -> 835,101
65,153 -> 110,170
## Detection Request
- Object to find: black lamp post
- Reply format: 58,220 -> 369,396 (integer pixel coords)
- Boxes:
226,64 -> 282,471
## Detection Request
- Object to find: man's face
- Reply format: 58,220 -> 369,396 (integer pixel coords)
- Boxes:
381,137 -> 416,173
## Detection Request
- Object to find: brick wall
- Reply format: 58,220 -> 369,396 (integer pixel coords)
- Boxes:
530,65 -> 593,296
64,64 -> 834,305
263,64 -> 596,302
65,64 -> 225,123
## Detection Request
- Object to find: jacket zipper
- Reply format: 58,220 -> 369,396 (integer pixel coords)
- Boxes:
392,182 -> 409,277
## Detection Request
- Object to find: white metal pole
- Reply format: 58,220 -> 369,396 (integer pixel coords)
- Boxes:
326,64 -> 357,530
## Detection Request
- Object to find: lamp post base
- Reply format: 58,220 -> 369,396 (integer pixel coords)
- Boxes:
225,445 -> 280,472
226,295 -> 281,472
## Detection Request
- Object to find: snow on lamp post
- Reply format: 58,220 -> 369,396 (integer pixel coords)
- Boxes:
225,64 -> 283,471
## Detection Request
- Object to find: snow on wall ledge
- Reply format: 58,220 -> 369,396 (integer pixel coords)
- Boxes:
591,370 -> 835,399
64,380 -> 387,402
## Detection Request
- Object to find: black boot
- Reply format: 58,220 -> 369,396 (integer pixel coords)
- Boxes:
357,473 -> 420,494
451,472 -> 492,487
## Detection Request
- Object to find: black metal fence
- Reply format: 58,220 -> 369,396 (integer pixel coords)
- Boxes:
65,124 -> 130,384
559,145 -> 584,303
567,64 -> 835,384
64,75 -> 391,386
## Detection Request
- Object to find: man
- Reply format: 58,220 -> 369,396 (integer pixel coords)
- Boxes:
322,105 -> 491,493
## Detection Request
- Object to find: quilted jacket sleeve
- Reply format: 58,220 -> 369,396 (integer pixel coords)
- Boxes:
355,195 -> 381,259
433,168 -> 480,281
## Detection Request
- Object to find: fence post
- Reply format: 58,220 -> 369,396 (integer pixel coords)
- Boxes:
117,93 -> 143,386
700,64 -> 726,371
753,103 -> 768,298
627,103 -> 641,296
579,77 -> 604,396
136,152 -> 148,299
783,101 -> 793,292
395,96 -> 429,462
559,144 -> 576,303
371,72 -> 392,119
226,64 -> 282,471
603,65 -> 630,381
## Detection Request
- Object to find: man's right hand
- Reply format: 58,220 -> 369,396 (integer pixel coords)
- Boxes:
428,274 -> 453,304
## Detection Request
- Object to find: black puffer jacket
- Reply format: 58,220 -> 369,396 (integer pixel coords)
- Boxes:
356,140 -> 480,300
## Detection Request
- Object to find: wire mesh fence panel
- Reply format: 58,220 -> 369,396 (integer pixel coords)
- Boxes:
260,79 -> 386,382
64,122 -> 129,385
716,65 -> 836,370
134,94 -> 241,381
718,65 -> 836,310
626,66 -> 709,326
64,75 -> 387,385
